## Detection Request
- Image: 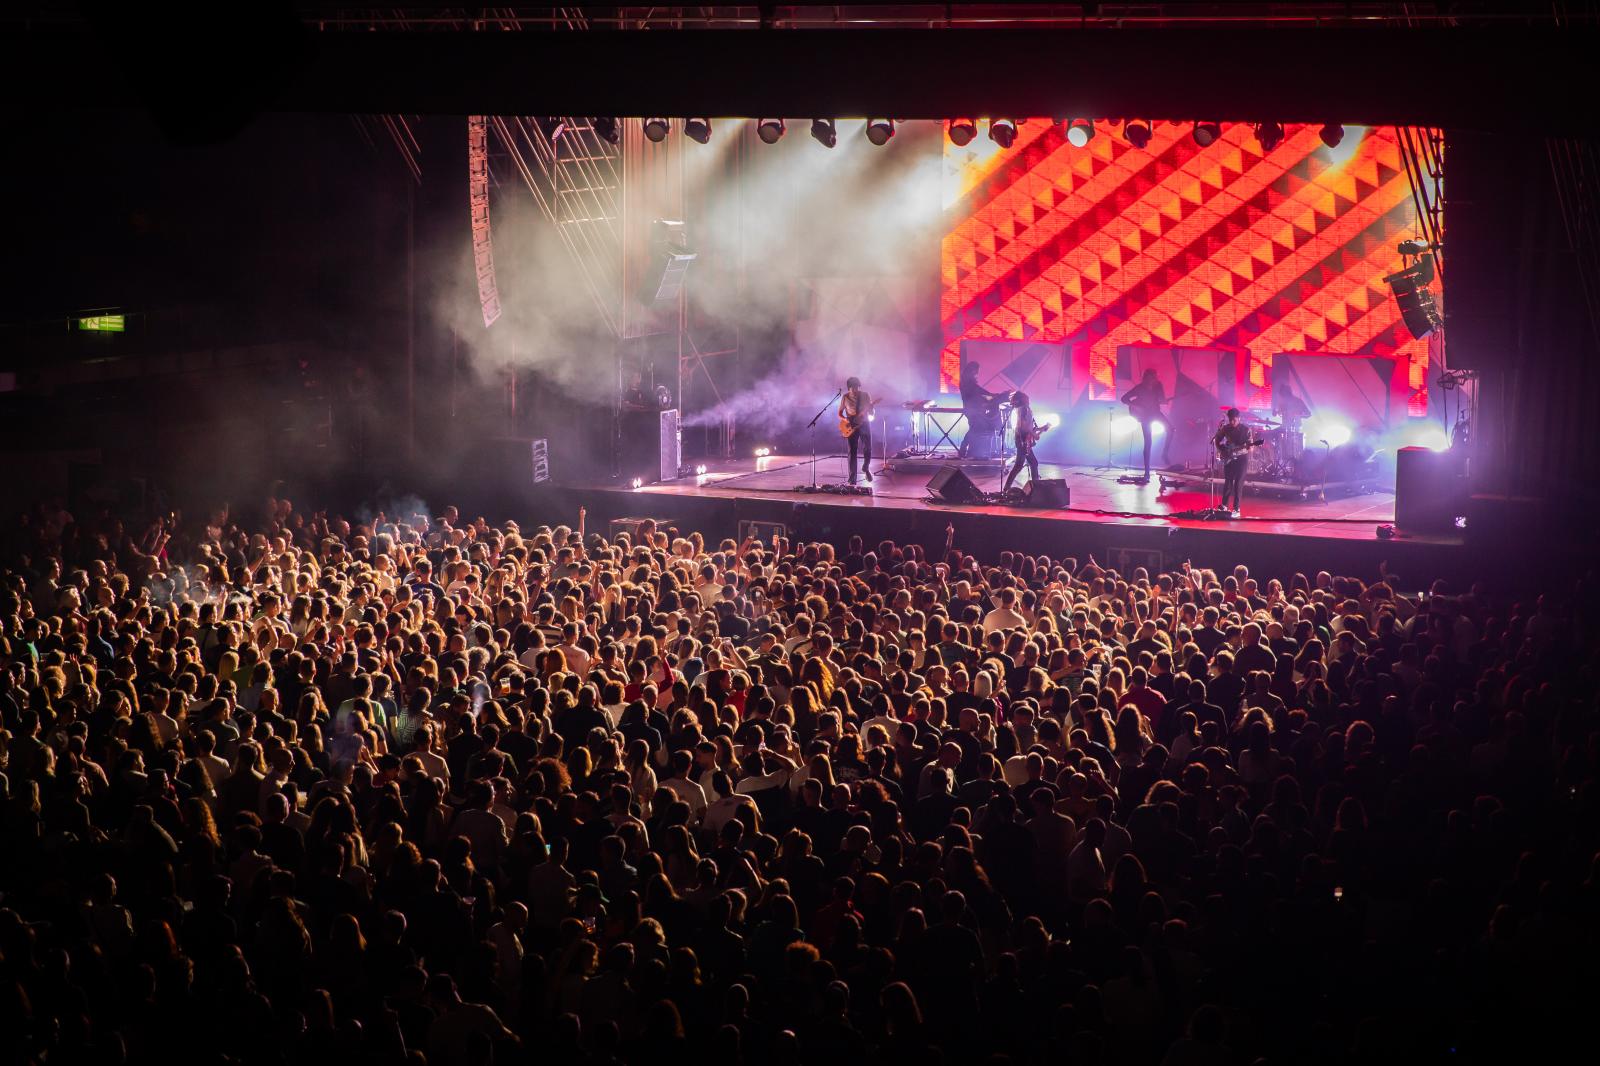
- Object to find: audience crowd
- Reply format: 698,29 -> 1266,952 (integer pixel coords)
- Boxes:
1,495 -> 1597,1065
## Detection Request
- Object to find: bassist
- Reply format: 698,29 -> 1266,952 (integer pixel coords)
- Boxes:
1120,368 -> 1174,478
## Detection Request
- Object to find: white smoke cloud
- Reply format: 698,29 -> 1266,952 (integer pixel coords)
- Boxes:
442,119 -> 946,426
683,120 -> 943,432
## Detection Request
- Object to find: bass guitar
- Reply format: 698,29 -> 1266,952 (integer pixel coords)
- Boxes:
1123,395 -> 1171,422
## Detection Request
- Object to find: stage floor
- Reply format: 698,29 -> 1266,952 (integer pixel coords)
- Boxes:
626,453 -> 1416,543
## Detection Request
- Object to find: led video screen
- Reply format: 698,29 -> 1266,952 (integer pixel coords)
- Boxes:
941,122 -> 1439,420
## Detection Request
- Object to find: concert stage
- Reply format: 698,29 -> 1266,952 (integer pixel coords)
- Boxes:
556,453 -> 1467,584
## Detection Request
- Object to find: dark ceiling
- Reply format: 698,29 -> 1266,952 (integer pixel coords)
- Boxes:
6,4 -> 1598,141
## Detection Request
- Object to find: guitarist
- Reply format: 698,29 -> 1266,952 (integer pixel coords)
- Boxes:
1119,368 -> 1174,478
838,376 -> 875,485
1002,390 -> 1049,494
1212,408 -> 1257,517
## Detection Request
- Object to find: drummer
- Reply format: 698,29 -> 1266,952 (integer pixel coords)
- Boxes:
1272,380 -> 1311,462
1273,380 -> 1310,427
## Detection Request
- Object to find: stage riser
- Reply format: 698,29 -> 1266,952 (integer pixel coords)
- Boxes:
536,481 -> 1487,589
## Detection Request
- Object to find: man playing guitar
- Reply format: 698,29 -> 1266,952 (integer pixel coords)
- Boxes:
1119,368 -> 1174,478
1002,390 -> 1050,494
1212,407 -> 1263,517
838,376 -> 875,484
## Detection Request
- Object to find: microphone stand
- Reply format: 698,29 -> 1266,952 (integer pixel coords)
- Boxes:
1102,404 -> 1117,470
1206,422 -> 1222,517
807,389 -> 843,489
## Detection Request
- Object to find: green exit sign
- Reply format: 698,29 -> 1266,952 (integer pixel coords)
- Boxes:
75,314 -> 125,332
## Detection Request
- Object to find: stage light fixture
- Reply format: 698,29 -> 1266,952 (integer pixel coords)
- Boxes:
947,118 -> 976,147
684,118 -> 712,144
1065,117 -> 1096,147
865,118 -> 896,146
591,118 -> 620,144
1124,118 -> 1152,148
1319,123 -> 1345,148
756,118 -> 785,144
1254,121 -> 1285,152
1192,121 -> 1221,146
643,118 -> 670,142
989,118 -> 1018,148
810,119 -> 837,148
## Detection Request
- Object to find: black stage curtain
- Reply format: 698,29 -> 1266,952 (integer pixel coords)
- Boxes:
1448,131 -> 1600,516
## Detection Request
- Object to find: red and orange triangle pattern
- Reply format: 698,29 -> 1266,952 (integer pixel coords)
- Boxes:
941,122 -> 1437,414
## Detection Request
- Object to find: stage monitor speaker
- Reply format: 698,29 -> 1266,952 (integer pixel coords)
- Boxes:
927,466 -> 984,504
1394,447 -> 1468,533
1024,478 -> 1070,508
620,408 -> 681,484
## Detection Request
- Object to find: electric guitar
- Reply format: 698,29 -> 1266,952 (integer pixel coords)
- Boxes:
1216,437 -> 1265,464
839,397 -> 874,438
1019,421 -> 1053,449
